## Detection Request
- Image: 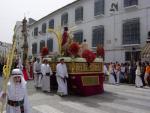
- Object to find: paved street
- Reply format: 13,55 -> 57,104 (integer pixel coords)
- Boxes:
29,81 -> 150,113
1,77 -> 150,113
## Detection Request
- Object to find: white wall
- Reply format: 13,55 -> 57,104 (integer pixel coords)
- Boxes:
27,0 -> 150,63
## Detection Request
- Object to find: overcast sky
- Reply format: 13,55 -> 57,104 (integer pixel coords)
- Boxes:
0,0 -> 76,43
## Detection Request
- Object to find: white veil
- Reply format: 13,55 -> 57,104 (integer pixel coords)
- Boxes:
7,69 -> 31,113
7,69 -> 26,88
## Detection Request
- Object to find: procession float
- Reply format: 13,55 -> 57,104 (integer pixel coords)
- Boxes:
42,27 -> 104,96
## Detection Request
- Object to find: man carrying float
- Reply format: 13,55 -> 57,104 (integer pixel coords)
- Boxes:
41,59 -> 53,92
33,58 -> 42,88
56,58 -> 68,96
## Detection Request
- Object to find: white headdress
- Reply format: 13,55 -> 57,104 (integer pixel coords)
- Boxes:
8,69 -> 26,88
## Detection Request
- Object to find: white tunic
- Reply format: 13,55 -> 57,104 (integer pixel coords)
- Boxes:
33,61 -> 41,73
103,65 -> 108,75
6,84 -> 30,113
33,61 -> 42,87
56,63 -> 68,95
41,64 -> 52,92
135,66 -> 143,87
109,67 -> 116,84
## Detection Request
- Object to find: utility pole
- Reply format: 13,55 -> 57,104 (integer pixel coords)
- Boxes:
22,17 -> 28,65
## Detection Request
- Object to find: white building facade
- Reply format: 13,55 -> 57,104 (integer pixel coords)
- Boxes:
27,0 -> 150,63
0,41 -> 12,60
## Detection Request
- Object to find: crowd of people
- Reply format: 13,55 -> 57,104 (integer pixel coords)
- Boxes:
0,57 -> 150,113
104,61 -> 150,88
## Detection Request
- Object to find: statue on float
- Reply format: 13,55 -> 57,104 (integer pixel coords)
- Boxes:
61,27 -> 69,55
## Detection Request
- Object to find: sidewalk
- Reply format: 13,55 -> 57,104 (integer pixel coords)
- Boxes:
104,81 -> 135,86
104,81 -> 150,89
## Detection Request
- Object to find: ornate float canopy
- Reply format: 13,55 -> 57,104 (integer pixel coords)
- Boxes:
141,38 -> 150,60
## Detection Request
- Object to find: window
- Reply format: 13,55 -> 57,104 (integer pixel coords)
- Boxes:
32,43 -> 37,54
42,23 -> 47,33
61,13 -> 68,26
124,0 -> 138,7
47,39 -> 53,52
40,40 -> 45,52
75,6 -> 83,22
74,31 -> 83,43
123,18 -> 140,45
125,52 -> 131,61
92,26 -> 104,47
125,51 -> 140,61
49,19 -> 54,29
34,27 -> 38,36
94,0 -> 104,16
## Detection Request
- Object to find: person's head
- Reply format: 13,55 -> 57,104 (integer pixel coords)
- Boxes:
37,58 -> 40,63
64,27 -> 68,31
13,76 -> 21,84
7,69 -> 26,93
43,59 -> 48,64
29,61 -> 32,64
146,62 -> 149,66
11,69 -> 22,84
60,58 -> 64,64
33,57 -> 37,62
83,39 -> 86,42
136,61 -> 141,67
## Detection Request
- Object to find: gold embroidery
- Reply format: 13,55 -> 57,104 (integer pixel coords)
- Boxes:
81,76 -> 99,86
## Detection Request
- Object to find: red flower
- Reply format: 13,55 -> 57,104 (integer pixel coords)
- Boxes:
69,42 -> 80,56
82,50 -> 96,63
41,47 -> 49,56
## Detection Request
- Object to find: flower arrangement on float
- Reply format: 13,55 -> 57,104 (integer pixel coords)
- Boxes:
82,50 -> 96,63
46,27 -> 104,66
68,42 -> 80,57
41,47 -> 49,60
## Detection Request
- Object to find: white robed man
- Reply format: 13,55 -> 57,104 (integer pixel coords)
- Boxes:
0,69 -> 31,113
108,63 -> 116,84
33,58 -> 42,88
135,62 -> 143,88
56,58 -> 68,96
41,59 -> 53,92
